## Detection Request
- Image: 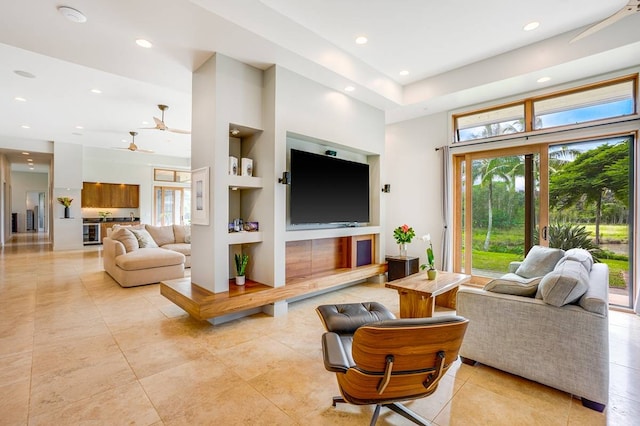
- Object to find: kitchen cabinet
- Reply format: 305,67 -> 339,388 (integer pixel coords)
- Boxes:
82,182 -> 139,208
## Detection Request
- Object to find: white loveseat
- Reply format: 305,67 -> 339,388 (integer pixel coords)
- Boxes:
103,224 -> 191,287
456,247 -> 609,411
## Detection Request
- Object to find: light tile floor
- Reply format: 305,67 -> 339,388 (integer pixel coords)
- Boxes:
1,233 -> 639,425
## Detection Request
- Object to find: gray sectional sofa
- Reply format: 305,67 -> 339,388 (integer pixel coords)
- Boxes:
456,246 -> 609,411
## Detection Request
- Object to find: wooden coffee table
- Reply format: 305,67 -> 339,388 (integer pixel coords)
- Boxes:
385,271 -> 471,318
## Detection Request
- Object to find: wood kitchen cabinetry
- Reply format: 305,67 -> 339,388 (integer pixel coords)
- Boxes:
82,182 -> 139,208
100,221 -> 140,241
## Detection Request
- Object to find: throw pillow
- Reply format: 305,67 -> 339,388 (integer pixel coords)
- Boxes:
110,227 -> 139,252
145,225 -> 175,247
483,273 -> 542,297
558,248 -> 594,272
515,245 -> 565,279
130,228 -> 159,248
184,234 -> 191,243
538,259 -> 589,307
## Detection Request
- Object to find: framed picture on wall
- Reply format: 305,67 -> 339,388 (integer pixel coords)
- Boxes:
191,167 -> 209,225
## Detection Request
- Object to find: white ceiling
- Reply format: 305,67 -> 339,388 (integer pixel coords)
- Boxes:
1,0 -> 639,171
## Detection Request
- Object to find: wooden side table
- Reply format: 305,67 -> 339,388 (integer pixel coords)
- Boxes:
386,255 -> 419,281
385,271 -> 471,318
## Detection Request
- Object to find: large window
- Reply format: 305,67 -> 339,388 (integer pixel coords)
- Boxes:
453,75 -> 637,143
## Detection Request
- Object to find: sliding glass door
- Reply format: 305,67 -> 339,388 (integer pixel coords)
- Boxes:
548,136 -> 633,307
454,147 -> 543,282
154,186 -> 191,226
454,135 -> 634,307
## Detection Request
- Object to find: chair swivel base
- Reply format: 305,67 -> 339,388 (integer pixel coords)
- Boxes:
332,396 -> 432,426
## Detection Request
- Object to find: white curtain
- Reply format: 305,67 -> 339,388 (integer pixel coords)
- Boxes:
440,145 -> 451,271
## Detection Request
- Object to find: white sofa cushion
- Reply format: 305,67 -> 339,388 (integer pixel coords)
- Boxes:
110,227 -> 139,252
145,225 -> 175,247
115,248 -> 184,271
538,259 -> 589,307
483,273 -> 542,297
515,245 -> 565,278
173,225 -> 191,243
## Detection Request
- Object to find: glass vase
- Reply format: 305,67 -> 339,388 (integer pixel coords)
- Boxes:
398,243 -> 408,257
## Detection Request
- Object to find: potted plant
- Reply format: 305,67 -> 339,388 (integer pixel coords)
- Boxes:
57,197 -> 73,218
393,224 -> 415,256
234,253 -> 249,285
420,234 -> 437,280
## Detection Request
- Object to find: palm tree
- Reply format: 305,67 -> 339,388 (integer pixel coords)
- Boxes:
472,157 -> 514,251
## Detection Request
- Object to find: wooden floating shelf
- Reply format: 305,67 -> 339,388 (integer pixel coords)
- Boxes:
160,263 -> 387,321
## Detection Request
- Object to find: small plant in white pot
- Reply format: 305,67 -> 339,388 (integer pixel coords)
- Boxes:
234,253 -> 249,285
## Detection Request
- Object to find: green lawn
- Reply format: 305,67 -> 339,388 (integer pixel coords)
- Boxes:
470,247 -> 629,289
583,224 -> 628,243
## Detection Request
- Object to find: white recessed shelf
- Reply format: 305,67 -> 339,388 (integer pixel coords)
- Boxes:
228,231 -> 263,245
228,175 -> 262,189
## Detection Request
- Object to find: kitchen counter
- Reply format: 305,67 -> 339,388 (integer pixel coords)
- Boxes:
83,217 -> 140,223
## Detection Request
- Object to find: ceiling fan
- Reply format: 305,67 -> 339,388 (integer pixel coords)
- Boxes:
571,0 -> 640,43
117,131 -> 154,153
142,104 -> 191,134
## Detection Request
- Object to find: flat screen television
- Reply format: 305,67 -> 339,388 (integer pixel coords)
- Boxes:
290,149 -> 370,225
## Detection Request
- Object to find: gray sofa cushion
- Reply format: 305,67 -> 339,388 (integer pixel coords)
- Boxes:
558,248 -> 594,272
130,228 -> 159,248
483,273 -> 542,297
515,245 -> 565,278
538,259 -> 589,307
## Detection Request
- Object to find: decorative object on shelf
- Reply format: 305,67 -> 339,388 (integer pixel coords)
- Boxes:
243,221 -> 259,232
393,224 -> 415,257
234,253 -> 249,285
57,197 -> 73,218
229,156 -> 238,176
241,158 -> 253,176
191,167 -> 210,225
98,211 -> 112,221
420,233 -> 437,280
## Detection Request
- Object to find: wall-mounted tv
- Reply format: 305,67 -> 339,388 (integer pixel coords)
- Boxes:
290,149 -> 370,225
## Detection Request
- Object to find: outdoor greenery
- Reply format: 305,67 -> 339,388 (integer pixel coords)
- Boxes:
469,138 -> 631,290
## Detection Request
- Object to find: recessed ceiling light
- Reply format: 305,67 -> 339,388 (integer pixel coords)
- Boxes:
136,39 -> 153,48
537,76 -> 551,83
523,21 -> 540,31
14,96 -> 27,102
90,88 -> 102,94
14,70 -> 36,79
355,36 -> 368,45
141,121 -> 149,125
57,6 -> 87,23
399,70 -> 409,76
21,125 -> 30,129
75,125 -> 84,129
345,86 -> 355,92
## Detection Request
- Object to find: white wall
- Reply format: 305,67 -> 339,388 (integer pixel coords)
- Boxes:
10,171 -> 48,233
384,111 -> 449,268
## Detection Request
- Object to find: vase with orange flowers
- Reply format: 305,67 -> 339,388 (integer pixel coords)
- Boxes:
392,224 -> 415,257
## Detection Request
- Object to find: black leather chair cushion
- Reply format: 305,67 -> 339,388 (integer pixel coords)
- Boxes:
316,302 -> 396,334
